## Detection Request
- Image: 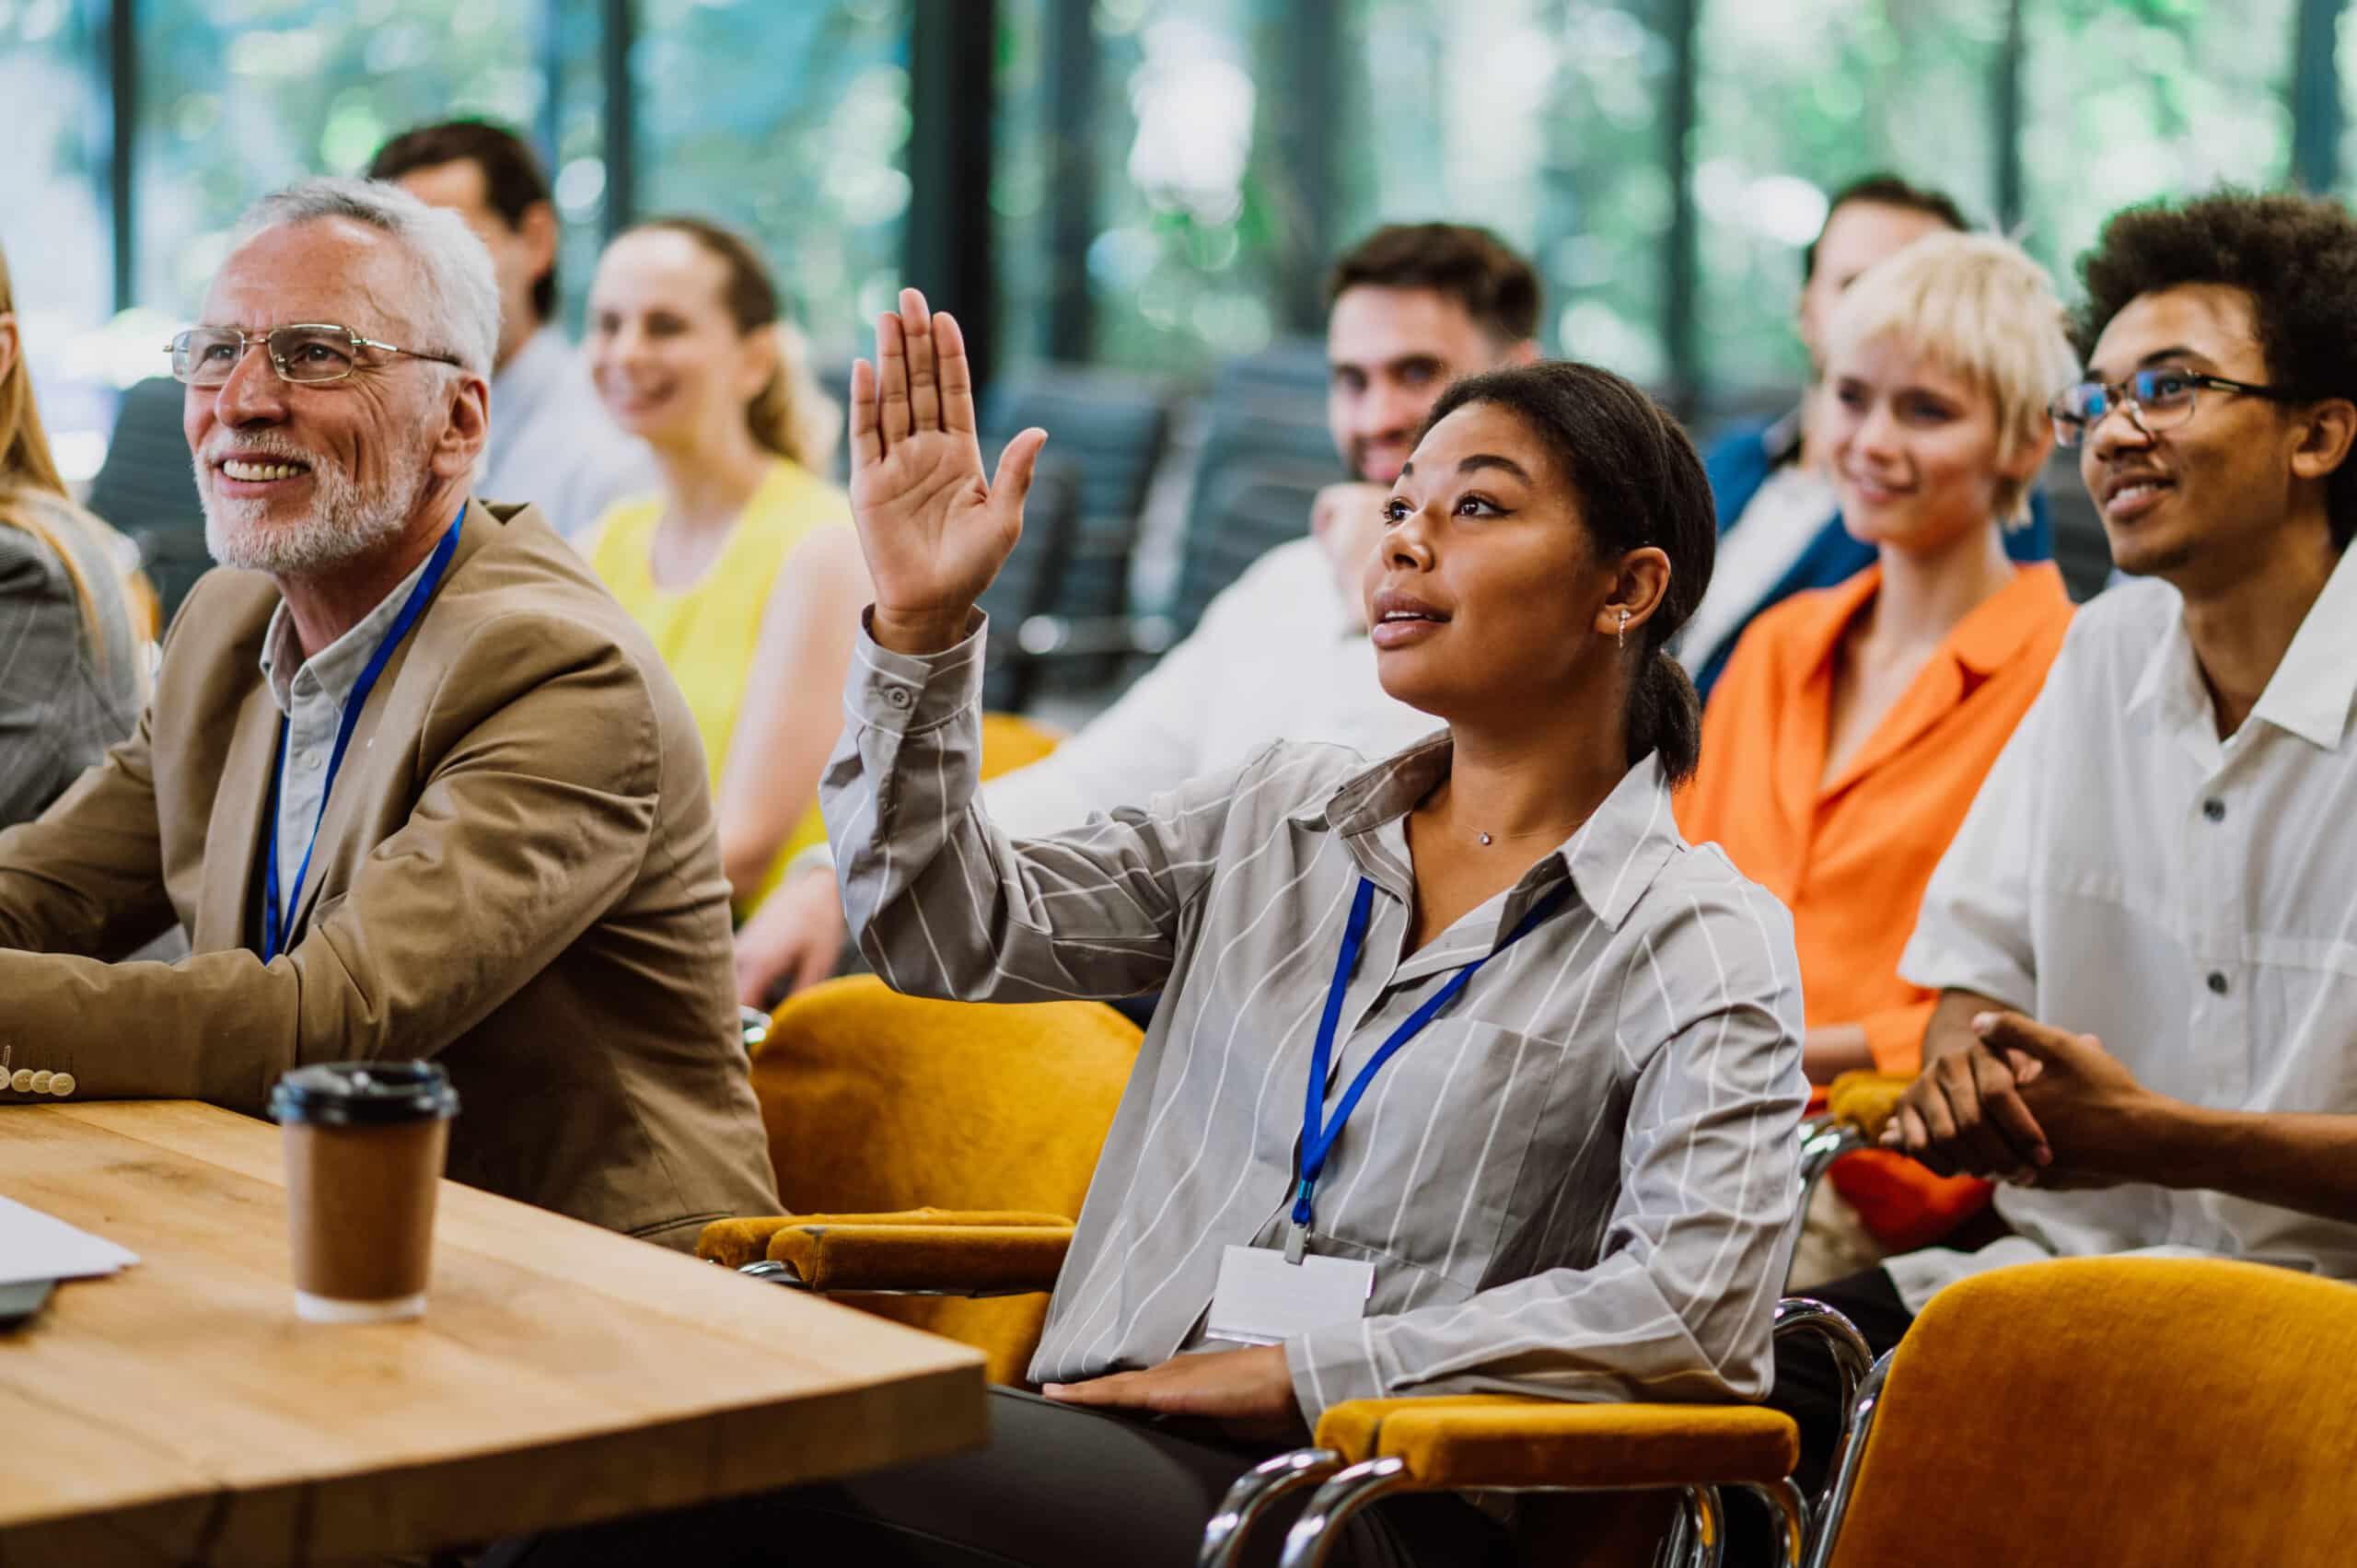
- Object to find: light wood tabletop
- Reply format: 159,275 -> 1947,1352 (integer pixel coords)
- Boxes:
0,1099 -> 987,1567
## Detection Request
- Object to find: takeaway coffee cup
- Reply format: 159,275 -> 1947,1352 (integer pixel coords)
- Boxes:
270,1061 -> 459,1323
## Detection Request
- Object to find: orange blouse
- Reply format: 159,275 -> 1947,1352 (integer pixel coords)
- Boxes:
1678,562 -> 2074,1074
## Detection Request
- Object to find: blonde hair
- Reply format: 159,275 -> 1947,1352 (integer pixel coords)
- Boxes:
0,244 -> 145,652
635,217 -> 841,475
1824,230 -> 2081,526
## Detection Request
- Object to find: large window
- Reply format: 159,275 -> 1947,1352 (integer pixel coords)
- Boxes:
136,0 -> 542,320
1079,0 -> 1290,373
3,0 -> 115,475
1342,0 -> 1678,385
1693,0 -> 2007,398
2018,0 -> 2295,292
634,0 -> 911,362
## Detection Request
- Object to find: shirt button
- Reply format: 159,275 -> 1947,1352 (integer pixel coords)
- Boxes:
48,1073 -> 74,1097
302,750 -> 324,771
28,1071 -> 50,1094
884,686 -> 913,710
8,1069 -> 30,1093
2201,798 -> 2225,822
2207,971 -> 2230,996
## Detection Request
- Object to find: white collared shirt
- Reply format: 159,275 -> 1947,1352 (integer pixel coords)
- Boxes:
256,546 -> 439,924
482,327 -> 659,540
1889,546 -> 2357,1312
981,535 -> 1441,838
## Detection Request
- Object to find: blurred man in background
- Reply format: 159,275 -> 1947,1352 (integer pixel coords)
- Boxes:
733,222 -> 1541,1005
370,120 -> 656,539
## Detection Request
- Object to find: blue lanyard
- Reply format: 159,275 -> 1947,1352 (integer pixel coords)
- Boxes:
261,511 -> 463,962
1286,874 -> 1571,1262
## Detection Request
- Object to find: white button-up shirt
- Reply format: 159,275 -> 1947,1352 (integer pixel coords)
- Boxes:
1889,548 -> 2357,1313
982,535 -> 1441,837
482,327 -> 659,540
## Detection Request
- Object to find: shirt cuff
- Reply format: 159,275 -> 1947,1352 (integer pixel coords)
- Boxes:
849,607 -> 987,737
1285,1319 -> 1390,1425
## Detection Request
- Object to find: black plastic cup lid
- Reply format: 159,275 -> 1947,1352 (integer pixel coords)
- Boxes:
270,1061 -> 459,1127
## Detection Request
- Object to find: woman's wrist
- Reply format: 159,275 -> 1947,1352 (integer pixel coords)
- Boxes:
869,605 -> 973,656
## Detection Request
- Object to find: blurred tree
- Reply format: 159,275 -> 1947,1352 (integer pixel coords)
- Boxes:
635,0 -> 910,363
136,0 -> 543,318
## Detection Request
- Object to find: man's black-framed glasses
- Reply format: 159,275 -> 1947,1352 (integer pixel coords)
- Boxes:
167,324 -> 463,388
2049,367 -> 2298,449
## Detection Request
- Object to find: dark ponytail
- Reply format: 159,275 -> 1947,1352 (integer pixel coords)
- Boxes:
1419,361 -> 1716,784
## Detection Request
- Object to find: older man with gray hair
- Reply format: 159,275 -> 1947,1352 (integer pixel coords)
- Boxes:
0,178 -> 779,1248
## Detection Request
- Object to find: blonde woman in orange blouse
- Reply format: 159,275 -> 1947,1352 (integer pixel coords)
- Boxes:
1677,232 -> 2080,1265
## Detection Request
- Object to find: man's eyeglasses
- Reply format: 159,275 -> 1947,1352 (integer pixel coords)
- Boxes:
166,324 -> 463,388
2048,367 -> 2298,449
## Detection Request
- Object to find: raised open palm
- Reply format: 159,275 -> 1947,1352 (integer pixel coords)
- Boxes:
849,287 -> 1047,654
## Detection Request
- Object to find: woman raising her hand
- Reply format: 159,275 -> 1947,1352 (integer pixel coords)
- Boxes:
514,290 -> 1806,1567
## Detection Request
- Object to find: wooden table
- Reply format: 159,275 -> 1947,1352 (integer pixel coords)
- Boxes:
0,1100 -> 987,1566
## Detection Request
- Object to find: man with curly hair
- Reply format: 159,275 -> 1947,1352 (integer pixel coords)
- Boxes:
1745,189 -> 2357,1551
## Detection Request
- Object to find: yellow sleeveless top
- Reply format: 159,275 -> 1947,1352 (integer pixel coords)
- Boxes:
587,459 -> 852,914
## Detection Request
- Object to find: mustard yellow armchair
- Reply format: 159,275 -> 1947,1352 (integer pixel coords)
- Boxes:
699,974 -> 1141,1385
1200,1298 -> 1871,1568
1812,1256 -> 2357,1566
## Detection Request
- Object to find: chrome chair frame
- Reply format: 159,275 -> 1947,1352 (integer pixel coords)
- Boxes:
733,1257 -> 1046,1298
1799,1349 -> 1896,1568
1207,1301 -> 1866,1568
1781,1118 -> 1870,1291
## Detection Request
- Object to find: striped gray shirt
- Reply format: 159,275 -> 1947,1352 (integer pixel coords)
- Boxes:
826,617 -> 1807,1421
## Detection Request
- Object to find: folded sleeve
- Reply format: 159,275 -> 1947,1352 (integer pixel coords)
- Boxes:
1284,877 -> 1808,1420
824,612 -> 1267,1005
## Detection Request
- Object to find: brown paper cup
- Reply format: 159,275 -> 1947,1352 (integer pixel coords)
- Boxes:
271,1062 -> 459,1323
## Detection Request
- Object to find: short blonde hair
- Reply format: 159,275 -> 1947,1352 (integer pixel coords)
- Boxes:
1823,231 -> 2080,526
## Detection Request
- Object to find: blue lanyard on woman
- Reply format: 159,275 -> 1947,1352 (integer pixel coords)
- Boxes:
260,510 -> 464,963
1285,873 -> 1572,1262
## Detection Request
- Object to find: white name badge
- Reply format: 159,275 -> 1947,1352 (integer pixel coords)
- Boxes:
1202,1243 -> 1375,1345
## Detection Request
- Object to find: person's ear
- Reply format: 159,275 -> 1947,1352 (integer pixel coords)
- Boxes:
0,314 -> 18,388
1592,545 -> 1673,639
1504,336 -> 1540,367
2290,397 -> 2357,484
2001,416 -> 2054,488
738,324 -> 783,405
432,372 -> 492,482
517,202 -> 561,301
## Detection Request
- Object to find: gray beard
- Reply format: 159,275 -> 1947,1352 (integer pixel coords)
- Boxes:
199,439 -> 429,577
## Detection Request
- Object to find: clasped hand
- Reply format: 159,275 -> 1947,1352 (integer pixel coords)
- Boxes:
1883,1010 -> 2160,1189
849,287 -> 1048,656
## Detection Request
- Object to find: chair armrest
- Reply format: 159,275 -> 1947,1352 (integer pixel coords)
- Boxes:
1311,1397 -> 1798,1491
1826,1070 -> 1912,1142
1304,1296 -> 1864,1491
698,1208 -> 1073,1294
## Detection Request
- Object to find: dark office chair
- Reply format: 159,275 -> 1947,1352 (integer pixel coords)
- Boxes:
86,377 -> 209,626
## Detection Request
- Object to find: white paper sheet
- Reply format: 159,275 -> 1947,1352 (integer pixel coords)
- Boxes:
0,1194 -> 139,1285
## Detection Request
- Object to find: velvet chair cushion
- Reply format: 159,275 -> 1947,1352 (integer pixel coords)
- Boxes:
1315,1397 -> 1798,1492
1829,1258 -> 2357,1567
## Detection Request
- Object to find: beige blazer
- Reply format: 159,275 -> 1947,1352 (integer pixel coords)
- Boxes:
0,502 -> 780,1249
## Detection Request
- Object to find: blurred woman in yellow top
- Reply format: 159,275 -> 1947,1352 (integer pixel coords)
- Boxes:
583,217 -> 870,916
0,238 -> 148,829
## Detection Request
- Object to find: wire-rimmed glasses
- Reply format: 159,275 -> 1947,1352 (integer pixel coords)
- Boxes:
167,324 -> 462,388
2049,366 -> 2299,449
